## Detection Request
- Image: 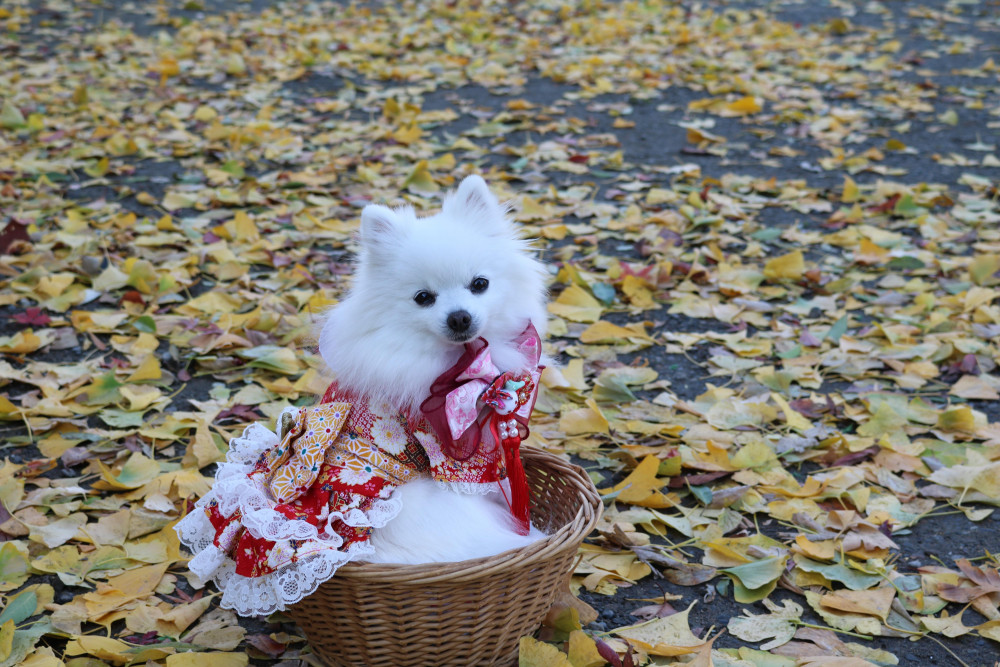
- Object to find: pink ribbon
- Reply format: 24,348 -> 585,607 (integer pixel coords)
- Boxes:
421,323 -> 542,461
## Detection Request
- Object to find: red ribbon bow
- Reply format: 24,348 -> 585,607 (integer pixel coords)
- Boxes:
420,323 -> 543,534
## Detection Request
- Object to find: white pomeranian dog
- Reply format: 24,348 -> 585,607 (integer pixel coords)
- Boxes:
318,174 -> 549,564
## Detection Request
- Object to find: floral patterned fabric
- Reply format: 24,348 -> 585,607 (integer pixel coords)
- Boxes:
175,381 -> 525,615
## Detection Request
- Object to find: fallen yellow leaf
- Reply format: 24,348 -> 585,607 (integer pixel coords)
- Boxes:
559,398 -> 610,436
599,455 -> 666,504
518,636 -> 572,667
613,601 -> 706,656
771,392 -> 813,432
548,284 -> 604,323
820,587 -> 896,621
724,95 -> 762,115
763,250 -> 805,281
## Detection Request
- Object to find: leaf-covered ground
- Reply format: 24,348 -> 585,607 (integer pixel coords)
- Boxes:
1,0 -> 999,665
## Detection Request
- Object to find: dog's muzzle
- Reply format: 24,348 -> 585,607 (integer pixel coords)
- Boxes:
445,310 -> 476,342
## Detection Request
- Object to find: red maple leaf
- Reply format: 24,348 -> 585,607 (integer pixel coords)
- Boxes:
121,290 -> 145,306
12,307 -> 51,326
0,220 -> 30,254
868,193 -> 900,214
246,634 -> 288,658
217,404 -> 264,423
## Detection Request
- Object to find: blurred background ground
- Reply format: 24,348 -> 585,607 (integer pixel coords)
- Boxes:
2,0 -> 1000,665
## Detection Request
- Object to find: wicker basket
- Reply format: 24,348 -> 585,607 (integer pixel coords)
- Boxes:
286,447 -> 601,667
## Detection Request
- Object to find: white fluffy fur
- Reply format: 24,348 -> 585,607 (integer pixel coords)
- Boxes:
318,175 -> 549,564
365,479 -> 545,564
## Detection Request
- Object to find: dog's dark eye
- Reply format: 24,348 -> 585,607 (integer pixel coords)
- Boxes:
470,277 -> 489,294
413,290 -> 436,307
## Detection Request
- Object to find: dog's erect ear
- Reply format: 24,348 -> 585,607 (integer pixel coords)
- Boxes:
359,204 -> 399,249
444,175 -> 508,233
453,175 -> 499,214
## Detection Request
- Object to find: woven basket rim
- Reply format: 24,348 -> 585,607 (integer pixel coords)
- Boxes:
330,447 -> 601,584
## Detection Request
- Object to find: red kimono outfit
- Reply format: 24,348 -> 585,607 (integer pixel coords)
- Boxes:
176,326 -> 541,615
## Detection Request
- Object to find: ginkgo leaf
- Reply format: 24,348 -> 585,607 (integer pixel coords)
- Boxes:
0,589 -> 37,626
978,619 -> 1000,643
0,101 -> 26,129
763,251 -> 805,281
0,621 -> 16,662
119,385 -> 163,411
805,591 -> 883,636
127,355 -> 163,382
937,559 -> 1000,603
593,367 -> 658,403
771,393 -> 813,432
0,330 -> 48,354
403,160 -> 439,194
559,398 -> 610,436
518,636 -> 572,667
927,461 -> 1000,498
950,375 -> 999,400
935,406 -> 978,434
162,191 -> 199,211
96,452 -> 161,491
727,96 -> 762,115
938,109 -> 959,125
599,455 -> 667,505
236,346 -> 304,374
28,514 -> 88,549
968,254 -> 1000,285
722,556 -> 788,603
920,612 -> 976,638
728,598 -> 803,650
820,587 -> 896,621
66,635 -> 172,663
580,320 -> 653,345
549,284 -> 604,323
182,609 -> 247,651
567,631 -> 605,667
613,601 -> 706,656
179,421 -> 226,470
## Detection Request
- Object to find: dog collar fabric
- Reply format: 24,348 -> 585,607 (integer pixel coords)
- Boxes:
420,322 -> 543,461
419,323 -> 543,535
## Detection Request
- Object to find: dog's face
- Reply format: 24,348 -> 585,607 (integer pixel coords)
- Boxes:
407,265 -> 493,345
354,175 -> 543,348
319,174 -> 548,408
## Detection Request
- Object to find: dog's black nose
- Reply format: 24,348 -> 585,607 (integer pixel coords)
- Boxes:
446,310 -> 472,333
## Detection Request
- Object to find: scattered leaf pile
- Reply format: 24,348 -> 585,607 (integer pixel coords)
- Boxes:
1,0 -> 999,665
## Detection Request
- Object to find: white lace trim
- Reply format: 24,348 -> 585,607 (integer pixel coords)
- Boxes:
176,502 -> 221,564
338,496 -> 402,529
188,543 -> 226,578
226,418 -> 285,464
175,407 -> 404,615
211,539 -> 376,616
